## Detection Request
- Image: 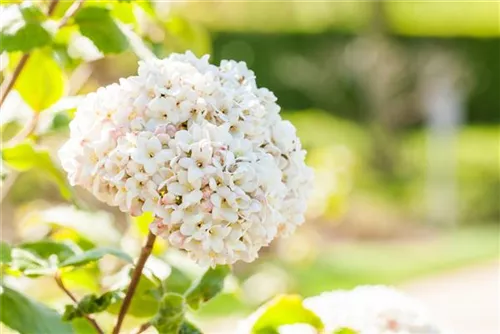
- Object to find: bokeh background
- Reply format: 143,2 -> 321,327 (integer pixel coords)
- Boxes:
1,1 -> 499,333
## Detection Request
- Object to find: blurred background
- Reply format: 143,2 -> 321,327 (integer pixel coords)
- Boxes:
1,1 -> 499,333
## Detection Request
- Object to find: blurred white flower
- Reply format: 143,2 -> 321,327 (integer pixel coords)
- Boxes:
304,285 -> 448,334
59,51 -> 313,265
278,324 -> 318,334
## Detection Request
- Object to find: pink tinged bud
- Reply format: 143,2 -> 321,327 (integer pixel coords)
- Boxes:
161,195 -> 173,206
168,231 -> 185,247
149,219 -> 168,236
165,124 -> 177,137
157,134 -> 170,143
202,187 -> 212,200
201,176 -> 210,187
154,124 -> 168,135
110,128 -> 124,140
201,199 -> 213,213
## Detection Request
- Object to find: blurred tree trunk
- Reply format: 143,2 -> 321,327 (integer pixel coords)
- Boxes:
347,0 -> 414,177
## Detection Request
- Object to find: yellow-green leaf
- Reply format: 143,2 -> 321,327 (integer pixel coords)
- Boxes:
14,50 -> 65,112
251,295 -> 324,333
1,142 -> 73,200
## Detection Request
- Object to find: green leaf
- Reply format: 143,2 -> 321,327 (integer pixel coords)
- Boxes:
1,142 -> 73,199
60,247 -> 133,268
251,295 -> 324,334
164,266 -> 192,295
75,6 -> 129,54
0,285 -> 73,334
0,4 -> 51,52
108,273 -> 159,318
9,241 -> 79,277
63,291 -> 121,321
112,1 -> 136,25
335,329 -> 358,334
185,265 -> 230,310
14,50 -> 66,112
19,240 -> 79,262
151,293 -> 186,334
10,248 -> 52,277
179,321 -> 203,334
164,15 -> 212,56
71,318 -> 97,334
0,242 -> 12,264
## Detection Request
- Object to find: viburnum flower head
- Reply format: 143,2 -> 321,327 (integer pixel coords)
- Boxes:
59,51 -> 313,266
303,286 -> 447,334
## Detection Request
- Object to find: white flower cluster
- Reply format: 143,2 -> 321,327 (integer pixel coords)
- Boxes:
59,52 -> 313,265
303,286 -> 447,334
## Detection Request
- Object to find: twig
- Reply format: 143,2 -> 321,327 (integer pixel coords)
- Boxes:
58,0 -> 85,29
47,0 -> 60,16
112,231 -> 157,334
54,272 -> 105,334
132,322 -> 151,334
0,54 -> 31,108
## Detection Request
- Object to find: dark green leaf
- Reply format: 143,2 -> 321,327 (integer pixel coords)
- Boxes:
14,50 -> 66,112
63,291 -> 121,321
151,293 -> 186,334
1,142 -> 73,200
0,285 -> 73,334
0,4 -> 51,52
60,247 -> 133,268
75,7 -> 129,54
164,266 -> 192,295
179,321 -> 203,334
251,295 -> 324,333
108,273 -> 159,318
0,241 -> 12,264
185,265 -> 230,310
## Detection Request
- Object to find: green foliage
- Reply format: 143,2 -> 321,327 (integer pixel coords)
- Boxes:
185,265 -> 230,310
9,240 -> 78,277
62,291 -> 121,321
0,285 -> 73,334
251,295 -> 324,334
164,15 -> 212,56
0,4 -> 51,52
19,240 -> 79,262
1,141 -> 73,199
14,50 -> 66,112
151,293 -> 186,334
0,242 -> 12,264
108,273 -> 160,318
164,266 -> 193,295
9,248 -> 53,277
75,6 -> 129,54
60,247 -> 133,268
335,329 -> 358,334
179,321 -> 203,334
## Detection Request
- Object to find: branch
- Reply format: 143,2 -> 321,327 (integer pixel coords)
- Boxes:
112,231 -> 157,334
54,272 -> 105,334
0,54 -> 31,108
58,0 -> 85,29
132,322 -> 151,334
